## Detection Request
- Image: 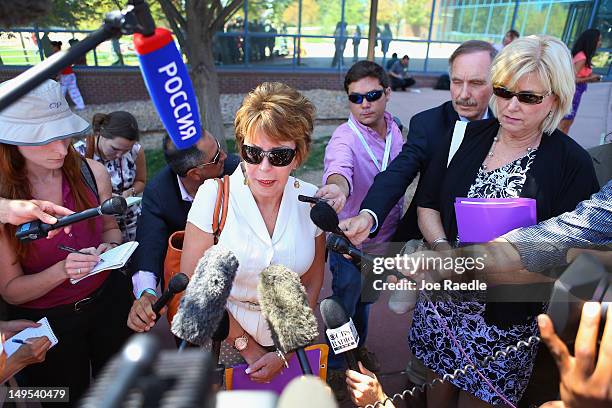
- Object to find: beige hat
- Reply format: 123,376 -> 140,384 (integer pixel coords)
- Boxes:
0,79 -> 90,146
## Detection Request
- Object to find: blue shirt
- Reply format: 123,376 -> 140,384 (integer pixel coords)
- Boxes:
503,180 -> 612,272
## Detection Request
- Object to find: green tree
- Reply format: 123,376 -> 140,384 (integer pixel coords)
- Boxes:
402,0 -> 431,38
42,0 -> 243,147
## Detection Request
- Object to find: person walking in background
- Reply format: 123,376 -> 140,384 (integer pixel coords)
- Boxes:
558,29 -> 603,135
493,29 -> 520,51
332,22 -> 348,67
381,24 -> 393,65
51,41 -> 85,110
74,111 -> 146,242
353,25 -> 361,62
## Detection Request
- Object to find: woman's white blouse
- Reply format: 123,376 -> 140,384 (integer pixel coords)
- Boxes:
187,166 -> 323,346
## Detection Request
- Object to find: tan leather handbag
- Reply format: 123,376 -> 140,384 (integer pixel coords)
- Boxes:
163,175 -> 229,324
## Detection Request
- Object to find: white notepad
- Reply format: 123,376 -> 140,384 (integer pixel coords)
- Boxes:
4,317 -> 59,357
70,241 -> 139,284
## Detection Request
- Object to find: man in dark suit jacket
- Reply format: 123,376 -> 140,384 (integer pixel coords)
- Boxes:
339,40 -> 497,245
127,131 -> 239,332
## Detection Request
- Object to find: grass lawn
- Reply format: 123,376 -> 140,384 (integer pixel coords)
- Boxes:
145,136 -> 330,180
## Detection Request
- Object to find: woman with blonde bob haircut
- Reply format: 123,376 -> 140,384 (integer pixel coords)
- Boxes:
489,35 -> 575,135
180,82 -> 325,384
412,35 -> 599,407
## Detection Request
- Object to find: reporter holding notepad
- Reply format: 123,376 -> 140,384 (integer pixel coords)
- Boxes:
0,80 -> 132,403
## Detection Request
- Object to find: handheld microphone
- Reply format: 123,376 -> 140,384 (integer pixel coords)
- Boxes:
326,234 -> 375,263
309,201 -> 347,238
319,296 -> 360,371
211,310 -> 230,363
258,264 -> 319,375
211,310 -> 230,386
134,28 -> 202,149
152,272 -> 189,318
277,376 -> 338,408
84,334 -> 160,408
171,245 -> 238,346
16,196 -> 127,242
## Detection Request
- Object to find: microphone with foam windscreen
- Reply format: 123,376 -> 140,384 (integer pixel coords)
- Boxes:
133,28 -> 202,149
320,296 -> 360,372
258,264 -> 319,375
16,196 -> 127,242
152,272 -> 189,318
171,245 -> 238,346
277,376 -> 338,408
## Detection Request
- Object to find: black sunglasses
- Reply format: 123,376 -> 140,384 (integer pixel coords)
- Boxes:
190,138 -> 222,174
241,144 -> 296,167
348,89 -> 384,104
493,85 -> 551,105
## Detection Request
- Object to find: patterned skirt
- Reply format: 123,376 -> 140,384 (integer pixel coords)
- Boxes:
408,291 -> 541,405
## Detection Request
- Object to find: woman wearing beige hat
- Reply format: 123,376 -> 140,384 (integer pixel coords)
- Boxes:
0,79 -> 132,403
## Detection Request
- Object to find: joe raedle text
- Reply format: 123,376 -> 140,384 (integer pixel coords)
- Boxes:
372,279 -> 487,291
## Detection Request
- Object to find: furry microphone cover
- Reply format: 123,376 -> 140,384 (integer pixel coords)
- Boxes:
258,264 -> 319,354
171,245 -> 238,346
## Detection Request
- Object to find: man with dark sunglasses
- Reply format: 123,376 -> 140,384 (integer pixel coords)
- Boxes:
127,131 -> 239,333
317,60 -> 404,401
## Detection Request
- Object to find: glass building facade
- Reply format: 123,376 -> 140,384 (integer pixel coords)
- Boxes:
1,0 -> 610,75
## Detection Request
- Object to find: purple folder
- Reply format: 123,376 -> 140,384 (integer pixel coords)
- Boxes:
226,347 -> 324,394
454,197 -> 537,243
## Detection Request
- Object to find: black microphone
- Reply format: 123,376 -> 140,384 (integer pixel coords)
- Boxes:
16,196 -> 127,242
211,310 -> 230,386
171,245 -> 238,346
89,334 -> 160,408
309,201 -> 348,238
152,272 -> 189,318
211,310 -> 230,363
259,264 -> 319,375
326,234 -> 375,263
320,296 -> 360,371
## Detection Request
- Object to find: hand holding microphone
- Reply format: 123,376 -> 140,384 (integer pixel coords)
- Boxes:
128,273 -> 189,332
16,196 -> 127,242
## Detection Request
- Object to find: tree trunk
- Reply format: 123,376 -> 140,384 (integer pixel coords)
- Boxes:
186,2 -> 228,151
190,39 -> 228,150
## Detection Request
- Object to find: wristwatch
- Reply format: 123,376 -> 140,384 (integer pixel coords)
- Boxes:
233,332 -> 249,351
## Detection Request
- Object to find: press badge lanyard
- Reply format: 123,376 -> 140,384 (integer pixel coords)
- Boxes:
347,119 -> 393,172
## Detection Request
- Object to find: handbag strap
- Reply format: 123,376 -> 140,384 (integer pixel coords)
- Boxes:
212,175 -> 230,244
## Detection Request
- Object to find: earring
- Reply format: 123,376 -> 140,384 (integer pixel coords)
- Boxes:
547,111 -> 552,119
292,170 -> 300,189
244,176 -> 249,186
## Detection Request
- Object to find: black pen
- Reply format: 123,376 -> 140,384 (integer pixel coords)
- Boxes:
58,245 -> 104,262
12,339 -> 31,345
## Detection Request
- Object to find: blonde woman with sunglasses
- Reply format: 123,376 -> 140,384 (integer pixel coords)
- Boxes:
411,35 -> 600,407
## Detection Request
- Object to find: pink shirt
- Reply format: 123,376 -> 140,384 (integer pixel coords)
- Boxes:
574,51 -> 592,78
21,175 -> 107,309
323,111 -> 403,247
